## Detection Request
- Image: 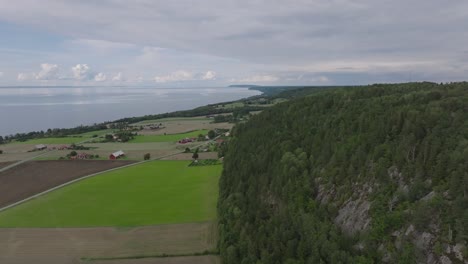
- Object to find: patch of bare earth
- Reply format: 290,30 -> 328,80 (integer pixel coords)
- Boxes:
0,161 -> 16,170
0,222 -> 217,264
0,160 -> 134,208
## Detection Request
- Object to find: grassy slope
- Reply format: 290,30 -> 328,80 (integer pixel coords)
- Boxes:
131,130 -> 208,143
0,160 -> 221,227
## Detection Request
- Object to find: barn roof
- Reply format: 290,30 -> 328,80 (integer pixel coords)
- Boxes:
111,150 -> 125,157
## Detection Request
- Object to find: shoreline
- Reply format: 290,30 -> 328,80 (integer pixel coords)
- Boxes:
0,87 -> 263,137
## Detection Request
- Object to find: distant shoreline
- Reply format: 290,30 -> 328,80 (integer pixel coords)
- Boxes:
0,86 -> 261,137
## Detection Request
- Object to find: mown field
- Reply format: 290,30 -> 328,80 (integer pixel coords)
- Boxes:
0,160 -> 221,227
131,130 -> 208,143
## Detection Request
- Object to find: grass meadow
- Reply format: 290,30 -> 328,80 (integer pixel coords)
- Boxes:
0,160 -> 221,227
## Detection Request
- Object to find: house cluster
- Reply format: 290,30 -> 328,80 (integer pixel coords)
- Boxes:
109,150 -> 125,160
178,137 -> 197,144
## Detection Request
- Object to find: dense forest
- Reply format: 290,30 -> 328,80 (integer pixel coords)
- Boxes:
218,82 -> 468,263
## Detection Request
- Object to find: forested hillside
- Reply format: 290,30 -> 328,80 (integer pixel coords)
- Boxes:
218,82 -> 468,263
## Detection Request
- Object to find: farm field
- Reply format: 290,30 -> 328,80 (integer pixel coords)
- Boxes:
12,137 -> 88,145
0,160 -> 134,208
0,143 -> 49,162
134,117 -> 233,136
132,117 -> 212,125
36,141 -> 181,161
131,130 -> 208,143
0,222 -> 218,264
10,129 -> 115,145
0,161 -> 15,170
162,152 -> 219,160
0,160 -> 221,227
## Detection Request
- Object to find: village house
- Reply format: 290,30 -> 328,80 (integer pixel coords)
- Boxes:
35,144 -> 47,151
109,150 -> 125,160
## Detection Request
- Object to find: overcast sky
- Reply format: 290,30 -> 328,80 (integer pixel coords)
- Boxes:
0,0 -> 467,86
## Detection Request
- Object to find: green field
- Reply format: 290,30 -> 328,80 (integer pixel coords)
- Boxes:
14,137 -> 87,145
13,129 -> 114,145
133,117 -> 211,125
0,161 -> 221,227
131,130 -> 208,143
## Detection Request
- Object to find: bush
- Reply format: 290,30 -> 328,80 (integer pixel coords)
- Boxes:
144,153 -> 151,160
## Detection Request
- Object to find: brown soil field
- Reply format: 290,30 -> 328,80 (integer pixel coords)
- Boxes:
0,222 -> 217,264
0,161 -> 15,170
0,160 -> 134,208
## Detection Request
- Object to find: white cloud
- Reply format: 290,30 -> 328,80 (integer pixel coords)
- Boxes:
34,63 -> 59,80
3,1 -> 468,85
236,74 -> 279,83
17,73 -> 29,81
94,72 -> 107,82
201,70 -> 216,80
112,72 -> 124,81
71,64 -> 93,80
154,70 -> 194,83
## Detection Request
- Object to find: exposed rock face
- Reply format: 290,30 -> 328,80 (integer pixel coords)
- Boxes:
317,166 -> 467,264
334,197 -> 371,235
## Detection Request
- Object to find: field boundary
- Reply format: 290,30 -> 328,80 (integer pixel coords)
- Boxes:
0,138 -> 220,214
81,250 -> 219,262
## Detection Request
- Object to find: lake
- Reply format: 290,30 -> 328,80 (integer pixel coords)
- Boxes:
0,86 -> 261,136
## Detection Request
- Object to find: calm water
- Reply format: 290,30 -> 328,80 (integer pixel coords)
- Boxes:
0,86 -> 261,136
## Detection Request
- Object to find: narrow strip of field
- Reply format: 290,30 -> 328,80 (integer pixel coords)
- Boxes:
0,160 -> 134,208
133,117 -> 211,125
0,160 -> 221,227
0,222 -> 217,264
130,130 -> 208,143
13,137 -> 87,145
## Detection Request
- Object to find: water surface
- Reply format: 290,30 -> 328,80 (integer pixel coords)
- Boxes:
0,86 -> 260,136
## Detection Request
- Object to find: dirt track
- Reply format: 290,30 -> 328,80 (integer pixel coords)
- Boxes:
0,222 -> 217,264
0,160 -> 134,208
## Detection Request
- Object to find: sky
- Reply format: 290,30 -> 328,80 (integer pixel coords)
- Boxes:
0,0 -> 467,86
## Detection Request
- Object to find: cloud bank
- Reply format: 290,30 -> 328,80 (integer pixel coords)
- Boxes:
1,0 -> 468,85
